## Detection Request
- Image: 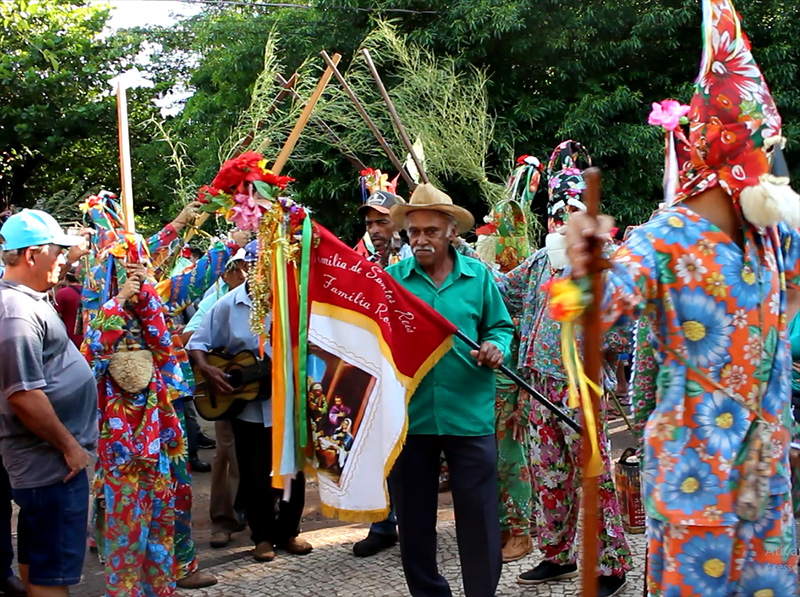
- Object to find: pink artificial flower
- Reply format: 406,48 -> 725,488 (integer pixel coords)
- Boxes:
233,191 -> 256,208
648,99 -> 691,131
230,204 -> 262,231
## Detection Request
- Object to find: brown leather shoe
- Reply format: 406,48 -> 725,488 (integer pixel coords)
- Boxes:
0,575 -> 26,597
502,534 -> 533,563
500,530 -> 511,548
176,570 -> 217,590
254,541 -> 276,562
284,536 -> 313,555
209,531 -> 231,548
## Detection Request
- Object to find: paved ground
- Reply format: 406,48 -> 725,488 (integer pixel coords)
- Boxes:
71,417 -> 643,596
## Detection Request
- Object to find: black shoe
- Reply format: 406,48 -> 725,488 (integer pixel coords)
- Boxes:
190,457 -> 212,473
197,432 -> 217,450
598,574 -> 627,597
352,530 -> 397,557
517,561 -> 578,585
0,575 -> 27,596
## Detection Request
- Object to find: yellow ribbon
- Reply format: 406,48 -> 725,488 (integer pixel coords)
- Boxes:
560,321 -> 604,478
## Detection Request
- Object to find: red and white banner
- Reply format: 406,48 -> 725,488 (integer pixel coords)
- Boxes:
305,226 -> 455,521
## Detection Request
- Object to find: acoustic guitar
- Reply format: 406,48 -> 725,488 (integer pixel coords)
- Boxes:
193,350 -> 271,421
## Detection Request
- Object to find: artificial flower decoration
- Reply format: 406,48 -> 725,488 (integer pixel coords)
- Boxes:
545,277 -> 589,322
648,99 -> 691,132
360,168 -> 399,196
196,151 -> 295,232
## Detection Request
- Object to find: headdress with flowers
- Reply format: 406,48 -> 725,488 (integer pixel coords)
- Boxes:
667,0 -> 799,228
546,141 -> 592,232
198,151 -> 295,232
359,168 -> 400,203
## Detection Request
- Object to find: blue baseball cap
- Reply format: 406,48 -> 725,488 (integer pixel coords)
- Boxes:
243,240 -> 258,262
0,209 -> 85,251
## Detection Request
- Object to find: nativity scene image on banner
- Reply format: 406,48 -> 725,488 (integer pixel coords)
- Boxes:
307,345 -> 376,484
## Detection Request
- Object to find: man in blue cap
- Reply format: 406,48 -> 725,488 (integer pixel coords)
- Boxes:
0,209 -> 97,597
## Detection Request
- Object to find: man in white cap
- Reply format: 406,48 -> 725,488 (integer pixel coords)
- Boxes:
387,184 -> 514,597
0,210 -> 96,597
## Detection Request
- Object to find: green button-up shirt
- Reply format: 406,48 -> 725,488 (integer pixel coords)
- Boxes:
387,249 -> 514,436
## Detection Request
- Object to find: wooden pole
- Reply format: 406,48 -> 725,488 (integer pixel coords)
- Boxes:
361,49 -> 429,184
580,166 -> 604,597
320,50 -> 416,191
234,72 -> 298,158
270,53 -> 341,174
276,73 -> 367,172
185,60 -> 339,244
116,82 -> 135,233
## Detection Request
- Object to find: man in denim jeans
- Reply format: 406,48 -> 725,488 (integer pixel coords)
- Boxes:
0,210 -> 97,596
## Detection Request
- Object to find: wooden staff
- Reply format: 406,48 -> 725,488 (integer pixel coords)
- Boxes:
320,50 -> 416,191
361,48 -> 429,184
186,61 -> 337,244
580,166 -> 606,597
270,53 -> 341,173
116,82 -> 135,232
275,73 -> 367,172
235,72 -> 298,157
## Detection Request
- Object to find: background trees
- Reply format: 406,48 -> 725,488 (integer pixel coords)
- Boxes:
3,0 -> 799,243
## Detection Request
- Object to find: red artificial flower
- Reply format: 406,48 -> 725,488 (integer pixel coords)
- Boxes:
516,154 -> 530,165
197,184 -> 220,203
262,171 -> 295,191
210,151 -> 268,194
360,167 -> 376,178
475,222 -> 497,236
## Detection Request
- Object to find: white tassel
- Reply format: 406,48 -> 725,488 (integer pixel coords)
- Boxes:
740,174 -> 800,229
665,132 -> 679,206
545,232 -> 570,271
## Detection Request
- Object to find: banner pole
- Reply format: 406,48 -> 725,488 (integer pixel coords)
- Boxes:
454,330 -> 582,434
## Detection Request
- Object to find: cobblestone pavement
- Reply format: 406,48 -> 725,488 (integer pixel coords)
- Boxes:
73,417 -> 644,596
174,513 -> 647,597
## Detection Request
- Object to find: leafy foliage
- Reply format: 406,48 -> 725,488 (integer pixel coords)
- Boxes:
5,0 -> 800,246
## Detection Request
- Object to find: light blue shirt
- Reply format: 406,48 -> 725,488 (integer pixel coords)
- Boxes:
186,283 -> 272,426
184,285 -> 229,334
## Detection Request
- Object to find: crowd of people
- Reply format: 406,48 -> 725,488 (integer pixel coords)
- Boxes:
1,1 -> 800,596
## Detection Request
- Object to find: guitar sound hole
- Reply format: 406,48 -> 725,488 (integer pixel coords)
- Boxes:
227,369 -> 244,390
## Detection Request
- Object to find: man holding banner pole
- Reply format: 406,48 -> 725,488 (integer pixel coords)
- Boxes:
387,183 -> 513,597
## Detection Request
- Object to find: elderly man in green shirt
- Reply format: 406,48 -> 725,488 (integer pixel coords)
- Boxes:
387,184 -> 514,597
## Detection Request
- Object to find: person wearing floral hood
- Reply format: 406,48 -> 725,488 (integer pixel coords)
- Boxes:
565,1 -> 800,594
458,142 -> 632,595
80,195 -> 224,594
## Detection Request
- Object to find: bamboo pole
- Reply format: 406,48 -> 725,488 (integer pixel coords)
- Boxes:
275,73 -> 367,172
320,50 -> 416,191
116,82 -> 135,233
270,53 -> 341,174
360,49 -> 428,185
580,167 -> 604,597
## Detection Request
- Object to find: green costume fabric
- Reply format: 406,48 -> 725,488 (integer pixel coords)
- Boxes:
495,334 -> 534,535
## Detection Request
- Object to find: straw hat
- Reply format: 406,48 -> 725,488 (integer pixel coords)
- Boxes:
390,183 -> 474,234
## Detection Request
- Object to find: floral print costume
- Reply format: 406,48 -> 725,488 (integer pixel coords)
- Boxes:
603,206 -> 800,595
496,247 -> 633,576
83,285 -> 187,596
495,334 -> 534,537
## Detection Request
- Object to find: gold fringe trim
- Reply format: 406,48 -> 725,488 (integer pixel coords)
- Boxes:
320,503 -> 391,524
